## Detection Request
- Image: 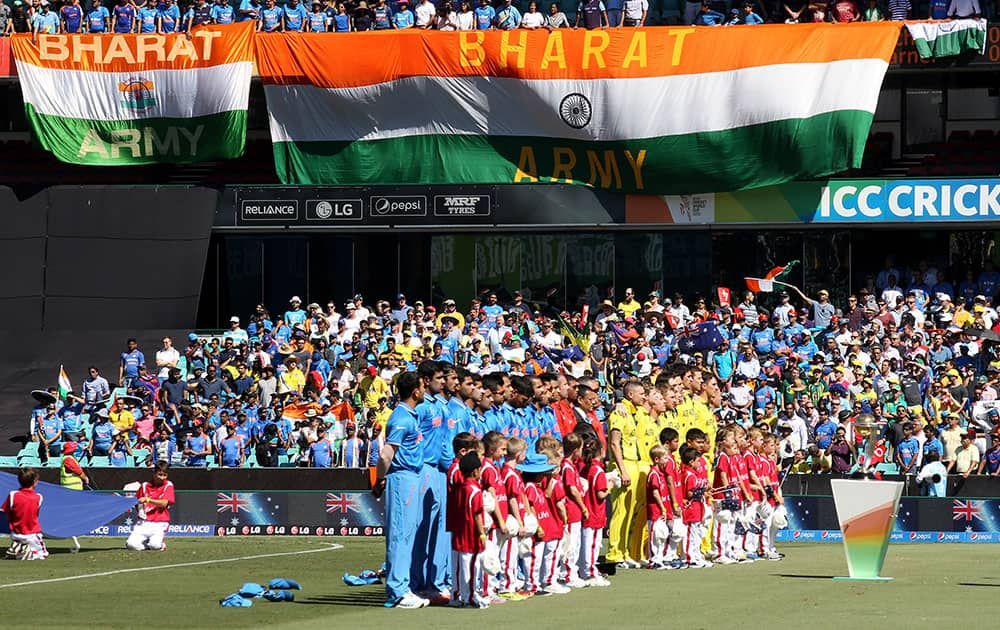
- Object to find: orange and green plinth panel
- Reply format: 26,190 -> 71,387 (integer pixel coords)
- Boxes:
830,479 -> 904,581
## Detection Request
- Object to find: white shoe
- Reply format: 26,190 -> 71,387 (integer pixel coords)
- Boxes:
625,559 -> 642,569
586,576 -> 611,587
765,551 -> 783,561
715,556 -> 737,565
396,592 -> 430,609
565,579 -> 588,588
543,583 -> 571,595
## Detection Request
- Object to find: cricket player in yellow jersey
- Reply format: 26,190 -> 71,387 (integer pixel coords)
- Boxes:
606,381 -> 645,567
630,385 -> 667,563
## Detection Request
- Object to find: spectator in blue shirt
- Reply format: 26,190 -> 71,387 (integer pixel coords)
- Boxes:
137,0 -> 159,32
112,0 -> 136,32
742,1 -> 763,22
307,1 -> 329,30
212,0 -> 236,23
87,0 -> 110,31
238,0 -> 262,21
372,0 -> 393,27
693,0 -> 724,24
60,0 -> 84,33
259,0 -> 283,30
494,0 -> 520,28
392,0 -> 414,26
331,2 -> 351,30
158,0 -> 181,33
283,0 -> 308,29
32,2 -> 60,35
895,422 -> 920,474
310,427 -> 335,468
159,0 -> 181,30
922,424 -> 944,461
89,410 -> 115,457
473,0 -> 494,28
184,424 -> 212,467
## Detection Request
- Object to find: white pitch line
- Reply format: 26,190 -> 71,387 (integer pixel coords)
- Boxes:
0,542 -> 344,590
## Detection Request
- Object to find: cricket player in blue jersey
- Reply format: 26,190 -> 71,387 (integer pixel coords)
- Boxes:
411,360 -> 451,602
373,372 -> 429,609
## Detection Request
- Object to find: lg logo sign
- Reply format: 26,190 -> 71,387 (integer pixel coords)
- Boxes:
306,199 -> 363,221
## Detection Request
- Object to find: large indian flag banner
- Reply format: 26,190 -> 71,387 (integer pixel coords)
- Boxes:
905,19 -> 987,60
11,23 -> 255,166
257,23 -> 902,194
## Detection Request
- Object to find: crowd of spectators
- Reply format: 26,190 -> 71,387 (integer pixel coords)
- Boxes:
0,0 -> 986,36
23,258 -> 1000,494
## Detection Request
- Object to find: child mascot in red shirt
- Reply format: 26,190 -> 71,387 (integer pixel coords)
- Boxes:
126,461 -> 175,551
2,467 -> 47,560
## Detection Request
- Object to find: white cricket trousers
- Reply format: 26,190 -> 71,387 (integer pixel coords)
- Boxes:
498,533 -> 520,593
451,549 -> 486,606
10,532 -> 48,559
647,519 -> 670,565
742,503 -> 761,555
713,509 -> 736,560
560,521 -> 582,582
126,521 -> 168,551
579,526 -> 603,580
521,539 -> 558,592
682,522 -> 706,565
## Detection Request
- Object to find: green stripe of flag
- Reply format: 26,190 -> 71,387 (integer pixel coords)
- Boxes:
272,110 -> 874,195
24,104 -> 248,166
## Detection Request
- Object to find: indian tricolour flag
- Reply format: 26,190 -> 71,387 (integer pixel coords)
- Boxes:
11,23 -> 255,166
257,23 -> 902,195
906,19 -> 987,60
58,365 -> 72,399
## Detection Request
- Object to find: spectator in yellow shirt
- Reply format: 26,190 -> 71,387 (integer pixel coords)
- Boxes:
617,288 -> 642,318
279,357 -> 306,394
109,399 -> 135,435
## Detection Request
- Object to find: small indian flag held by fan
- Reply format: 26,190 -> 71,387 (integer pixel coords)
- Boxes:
58,365 -> 72,399
745,260 -> 799,293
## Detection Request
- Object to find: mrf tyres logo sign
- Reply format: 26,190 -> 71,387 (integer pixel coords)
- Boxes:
434,195 -> 492,217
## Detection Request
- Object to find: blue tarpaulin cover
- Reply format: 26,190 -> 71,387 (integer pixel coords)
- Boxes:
0,470 -> 137,538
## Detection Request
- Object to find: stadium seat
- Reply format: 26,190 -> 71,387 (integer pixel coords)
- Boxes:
133,448 -> 150,462
89,456 -> 110,467
0,456 -> 19,467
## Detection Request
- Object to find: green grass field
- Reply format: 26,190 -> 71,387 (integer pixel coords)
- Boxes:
0,537 -> 994,629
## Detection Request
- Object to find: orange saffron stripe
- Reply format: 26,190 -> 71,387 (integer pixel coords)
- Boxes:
11,22 -> 254,72
255,22 -> 902,88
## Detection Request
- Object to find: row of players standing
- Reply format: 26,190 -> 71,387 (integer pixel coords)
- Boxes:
373,361 -> 574,608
